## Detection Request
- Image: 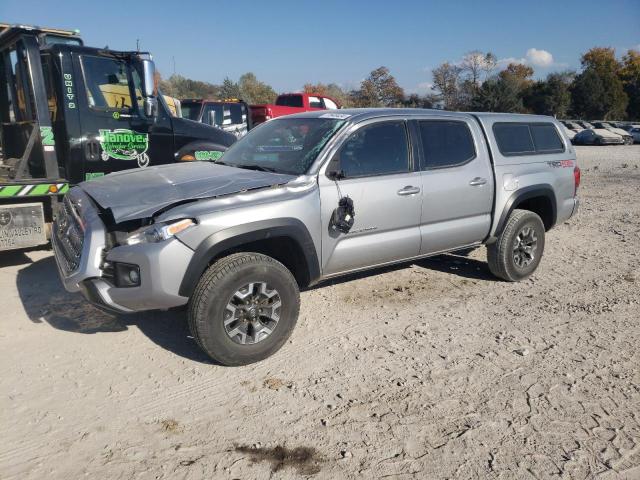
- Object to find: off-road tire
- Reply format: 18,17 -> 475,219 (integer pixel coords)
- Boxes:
487,209 -> 545,282
188,253 -> 300,366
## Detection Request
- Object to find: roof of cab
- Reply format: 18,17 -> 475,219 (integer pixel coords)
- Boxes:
286,108 -> 558,124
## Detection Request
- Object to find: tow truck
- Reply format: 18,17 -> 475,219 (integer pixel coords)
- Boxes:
0,23 -> 236,252
181,98 -> 252,140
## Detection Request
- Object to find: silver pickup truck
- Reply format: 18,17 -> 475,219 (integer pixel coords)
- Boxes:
52,109 -> 580,365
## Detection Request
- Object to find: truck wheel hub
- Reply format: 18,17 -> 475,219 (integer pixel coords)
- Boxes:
513,226 -> 537,268
223,282 -> 282,345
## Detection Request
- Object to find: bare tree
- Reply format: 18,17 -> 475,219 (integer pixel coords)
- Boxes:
461,51 -> 498,88
432,62 -> 463,110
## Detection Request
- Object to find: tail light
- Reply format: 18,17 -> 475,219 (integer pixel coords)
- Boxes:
574,166 -> 581,195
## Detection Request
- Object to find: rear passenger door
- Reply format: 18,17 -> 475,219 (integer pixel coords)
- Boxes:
414,118 -> 494,254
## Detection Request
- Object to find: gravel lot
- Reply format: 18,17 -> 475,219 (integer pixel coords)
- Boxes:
1,145 -> 639,479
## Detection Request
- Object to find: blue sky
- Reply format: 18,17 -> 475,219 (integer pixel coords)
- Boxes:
2,0 -> 639,94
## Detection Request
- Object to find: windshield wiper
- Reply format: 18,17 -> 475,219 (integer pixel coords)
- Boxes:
234,164 -> 280,173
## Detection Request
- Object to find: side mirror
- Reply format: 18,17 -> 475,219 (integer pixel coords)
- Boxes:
326,169 -> 345,181
208,110 -> 217,126
141,59 -> 155,97
140,59 -> 157,118
326,154 -> 344,180
144,97 -> 157,117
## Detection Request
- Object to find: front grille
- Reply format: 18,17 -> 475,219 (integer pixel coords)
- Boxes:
55,196 -> 85,273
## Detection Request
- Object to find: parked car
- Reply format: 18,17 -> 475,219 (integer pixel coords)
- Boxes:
576,121 -> 596,130
627,126 -> 640,144
52,109 -> 580,365
181,99 -> 252,139
250,93 -> 340,126
620,123 -> 640,133
561,125 -> 577,142
591,122 -> 634,145
561,120 -> 584,133
572,128 -> 625,145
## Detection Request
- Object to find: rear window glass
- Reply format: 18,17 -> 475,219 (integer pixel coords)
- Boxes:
276,95 -> 304,108
493,124 -> 535,155
181,102 -> 202,121
530,124 -> 564,152
493,122 -> 564,156
418,121 -> 476,169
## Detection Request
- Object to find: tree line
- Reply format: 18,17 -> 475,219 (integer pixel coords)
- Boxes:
158,46 -> 639,120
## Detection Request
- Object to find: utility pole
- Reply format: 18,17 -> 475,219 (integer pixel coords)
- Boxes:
172,56 -> 176,76
136,38 -> 140,51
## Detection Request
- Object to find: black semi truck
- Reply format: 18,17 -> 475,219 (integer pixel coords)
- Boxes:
0,24 -> 236,252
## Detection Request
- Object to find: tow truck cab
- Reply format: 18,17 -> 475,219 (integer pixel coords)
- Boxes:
0,24 -> 236,251
181,98 -> 252,141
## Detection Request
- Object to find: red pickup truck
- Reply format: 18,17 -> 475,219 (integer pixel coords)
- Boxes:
250,93 -> 340,126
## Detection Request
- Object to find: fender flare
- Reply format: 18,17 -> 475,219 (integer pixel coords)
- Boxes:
178,218 -> 320,297
494,184 -> 557,236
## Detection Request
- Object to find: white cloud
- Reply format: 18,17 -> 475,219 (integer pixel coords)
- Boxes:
496,56 -> 526,68
526,48 -> 554,67
494,48 -> 565,70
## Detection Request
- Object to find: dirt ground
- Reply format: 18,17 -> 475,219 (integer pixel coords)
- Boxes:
1,145 -> 639,480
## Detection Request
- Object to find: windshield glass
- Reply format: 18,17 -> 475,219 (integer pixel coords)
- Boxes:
218,117 -> 345,175
181,102 -> 202,121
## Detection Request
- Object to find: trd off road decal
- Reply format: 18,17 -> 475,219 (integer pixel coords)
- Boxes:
98,129 -> 150,167
195,150 -> 224,161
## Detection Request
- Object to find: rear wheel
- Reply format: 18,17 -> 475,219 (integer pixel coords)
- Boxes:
487,209 -> 546,282
188,253 -> 300,366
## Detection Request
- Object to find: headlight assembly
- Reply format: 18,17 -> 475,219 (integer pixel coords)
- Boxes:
124,219 -> 195,245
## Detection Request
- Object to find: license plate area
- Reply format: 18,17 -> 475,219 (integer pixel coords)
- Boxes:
0,203 -> 47,251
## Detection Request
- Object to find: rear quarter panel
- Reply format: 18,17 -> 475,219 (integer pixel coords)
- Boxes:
475,115 -> 578,236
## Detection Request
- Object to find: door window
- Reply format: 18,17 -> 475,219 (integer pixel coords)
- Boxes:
322,98 -> 338,109
338,121 -> 409,178
81,56 -> 133,111
418,121 -> 476,169
308,96 -> 323,108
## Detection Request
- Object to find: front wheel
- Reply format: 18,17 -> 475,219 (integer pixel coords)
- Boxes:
487,209 -> 546,282
188,253 -> 300,366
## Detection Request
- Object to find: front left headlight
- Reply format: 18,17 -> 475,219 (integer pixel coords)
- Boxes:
124,219 -> 195,245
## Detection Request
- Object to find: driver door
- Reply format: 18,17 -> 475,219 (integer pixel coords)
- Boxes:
318,120 -> 422,276
74,54 -> 160,180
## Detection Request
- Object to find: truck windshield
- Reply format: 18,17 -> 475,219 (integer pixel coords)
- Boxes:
218,117 -> 345,175
181,102 -> 202,121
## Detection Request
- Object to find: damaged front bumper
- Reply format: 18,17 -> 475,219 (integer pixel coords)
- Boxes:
52,187 -> 193,313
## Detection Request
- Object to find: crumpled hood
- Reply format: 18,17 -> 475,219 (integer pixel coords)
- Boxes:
80,162 -> 295,223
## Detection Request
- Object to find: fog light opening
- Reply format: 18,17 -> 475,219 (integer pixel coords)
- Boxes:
114,263 -> 141,288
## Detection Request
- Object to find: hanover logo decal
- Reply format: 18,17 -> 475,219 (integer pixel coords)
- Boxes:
98,129 -> 150,167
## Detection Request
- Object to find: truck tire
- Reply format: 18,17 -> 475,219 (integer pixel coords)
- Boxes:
188,253 -> 300,366
487,209 -> 545,282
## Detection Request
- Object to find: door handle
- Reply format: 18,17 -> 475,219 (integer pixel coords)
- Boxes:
397,186 -> 421,196
469,177 -> 487,186
85,139 -> 101,161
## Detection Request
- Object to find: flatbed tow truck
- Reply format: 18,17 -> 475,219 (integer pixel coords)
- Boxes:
0,23 -> 236,252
